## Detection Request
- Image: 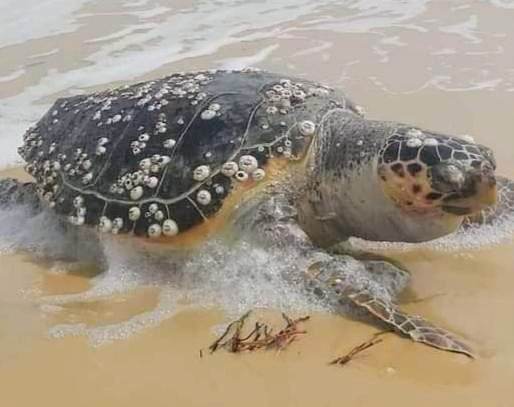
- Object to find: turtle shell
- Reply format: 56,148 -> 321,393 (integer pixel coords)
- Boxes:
18,69 -> 358,238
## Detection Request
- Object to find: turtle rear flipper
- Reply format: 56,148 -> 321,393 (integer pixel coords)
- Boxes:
0,178 -> 40,211
347,290 -> 474,358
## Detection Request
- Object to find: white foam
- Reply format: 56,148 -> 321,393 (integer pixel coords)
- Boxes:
351,214 -> 514,253
2,198 -> 512,346
44,236 -> 331,346
0,68 -> 26,83
0,0 -> 90,48
0,204 -> 329,345
1,0 -> 514,167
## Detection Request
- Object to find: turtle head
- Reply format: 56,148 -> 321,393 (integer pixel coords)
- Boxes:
377,128 -> 497,234
298,121 -> 498,246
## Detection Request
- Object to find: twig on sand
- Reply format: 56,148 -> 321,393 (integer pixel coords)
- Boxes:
208,311 -> 310,354
329,331 -> 389,366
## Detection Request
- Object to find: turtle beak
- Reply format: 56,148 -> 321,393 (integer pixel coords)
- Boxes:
440,161 -> 497,216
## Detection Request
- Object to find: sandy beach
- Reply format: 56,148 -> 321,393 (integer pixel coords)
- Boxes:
1,1 -> 514,406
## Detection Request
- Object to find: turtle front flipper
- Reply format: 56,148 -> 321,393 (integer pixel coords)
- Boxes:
306,257 -> 474,358
464,175 -> 514,226
347,290 -> 474,358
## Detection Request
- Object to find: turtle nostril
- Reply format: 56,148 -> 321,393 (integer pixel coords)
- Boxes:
479,161 -> 496,186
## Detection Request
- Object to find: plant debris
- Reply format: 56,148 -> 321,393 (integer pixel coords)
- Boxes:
208,311 -> 310,354
329,331 -> 388,366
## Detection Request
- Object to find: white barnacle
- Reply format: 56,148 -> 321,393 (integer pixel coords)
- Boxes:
209,103 -> 221,111
423,138 -> 439,147
112,217 -> 124,230
406,138 -> 423,148
73,196 -> 84,208
406,128 -> 423,138
356,140 -> 363,146
82,160 -> 92,170
354,105 -> 366,116
162,219 -> 179,236
214,184 -> 224,195
235,170 -> 249,182
150,164 -> 160,173
154,210 -> 164,221
148,203 -> 159,214
139,158 -> 151,171
112,114 -> 122,123
221,161 -> 238,177
92,110 -> 101,120
252,168 -> 266,181
176,117 -> 185,125
82,173 -> 93,184
148,224 -> 162,238
98,137 -> 109,146
128,207 -> 141,221
193,165 -> 210,181
196,190 -> 212,206
96,145 -> 107,155
200,109 -> 216,120
138,133 -> 150,142
98,216 -> 112,233
159,155 -> 171,166
163,139 -> 176,149
293,90 -> 306,101
238,155 -> 258,173
298,120 -> 316,136
124,179 -> 134,190
130,186 -> 144,200
145,176 -> 159,188
77,207 -> 87,217
446,164 -> 465,186
461,134 -> 475,144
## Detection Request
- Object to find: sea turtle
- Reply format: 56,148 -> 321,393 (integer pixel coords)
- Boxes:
4,69 -> 514,357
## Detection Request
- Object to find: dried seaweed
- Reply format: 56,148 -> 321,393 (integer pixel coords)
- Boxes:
329,331 -> 388,366
208,311 -> 310,354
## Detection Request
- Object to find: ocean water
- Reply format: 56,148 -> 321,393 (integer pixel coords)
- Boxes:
1,0 -> 514,168
0,0 -> 513,346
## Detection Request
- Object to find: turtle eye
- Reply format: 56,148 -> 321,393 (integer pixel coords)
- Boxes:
428,163 -> 465,193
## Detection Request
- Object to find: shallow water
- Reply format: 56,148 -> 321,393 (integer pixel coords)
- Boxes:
1,1 -> 514,406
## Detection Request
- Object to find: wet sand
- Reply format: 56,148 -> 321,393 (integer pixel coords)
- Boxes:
1,1 -> 514,406
0,221 -> 513,407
